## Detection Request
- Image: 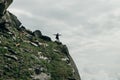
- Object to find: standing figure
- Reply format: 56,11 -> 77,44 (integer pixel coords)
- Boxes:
54,33 -> 61,41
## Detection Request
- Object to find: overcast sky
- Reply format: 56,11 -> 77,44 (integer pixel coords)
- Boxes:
8,0 -> 120,80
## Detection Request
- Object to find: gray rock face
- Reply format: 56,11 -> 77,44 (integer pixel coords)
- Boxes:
9,12 -> 21,28
5,0 -> 13,9
0,1 -> 5,16
62,45 -> 81,80
0,0 -> 13,16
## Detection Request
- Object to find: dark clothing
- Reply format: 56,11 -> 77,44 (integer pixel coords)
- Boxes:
56,34 -> 59,40
54,33 -> 61,41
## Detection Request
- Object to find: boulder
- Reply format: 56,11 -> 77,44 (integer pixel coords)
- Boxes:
18,26 -> 26,32
33,30 -> 42,38
26,29 -> 33,35
61,45 -> 69,55
33,30 -> 51,41
9,12 -> 21,28
41,35 -> 51,41
55,41 -> 62,45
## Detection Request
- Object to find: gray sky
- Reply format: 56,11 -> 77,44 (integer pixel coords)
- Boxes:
8,0 -> 120,80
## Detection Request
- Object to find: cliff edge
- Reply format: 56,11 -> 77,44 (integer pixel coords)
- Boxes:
0,0 -> 81,80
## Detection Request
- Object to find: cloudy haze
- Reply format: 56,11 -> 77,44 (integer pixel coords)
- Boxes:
8,0 -> 120,80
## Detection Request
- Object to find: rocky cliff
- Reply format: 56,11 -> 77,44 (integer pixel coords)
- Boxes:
0,0 -> 81,80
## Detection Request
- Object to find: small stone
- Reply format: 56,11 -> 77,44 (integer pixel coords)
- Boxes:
15,43 -> 20,47
39,55 -> 48,60
32,73 -> 51,80
53,49 -> 60,53
30,42 -> 38,47
38,52 -> 42,55
4,54 -> 18,61
61,57 -> 69,61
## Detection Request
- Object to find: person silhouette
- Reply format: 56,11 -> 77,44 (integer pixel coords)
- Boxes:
53,33 -> 61,41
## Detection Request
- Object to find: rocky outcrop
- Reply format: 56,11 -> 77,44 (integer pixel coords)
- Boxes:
62,45 -> 81,80
0,0 -> 13,16
0,0 -> 81,80
33,30 -> 51,41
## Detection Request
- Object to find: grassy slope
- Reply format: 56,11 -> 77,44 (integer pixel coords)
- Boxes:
0,25 -> 73,80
